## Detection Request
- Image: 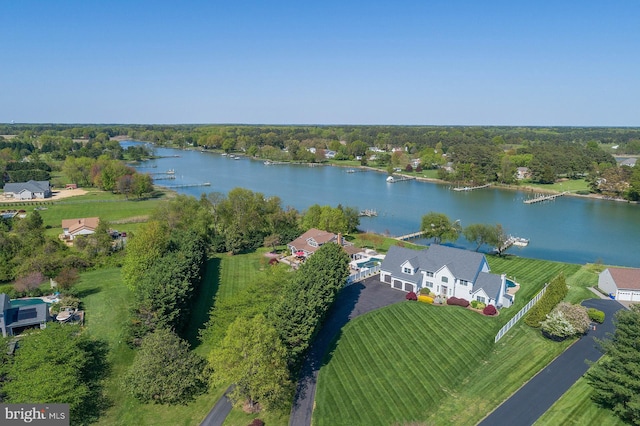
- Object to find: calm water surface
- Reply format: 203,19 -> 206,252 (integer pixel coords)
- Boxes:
125,143 -> 640,267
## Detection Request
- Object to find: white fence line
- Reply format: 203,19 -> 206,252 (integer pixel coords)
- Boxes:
346,265 -> 381,285
494,284 -> 548,343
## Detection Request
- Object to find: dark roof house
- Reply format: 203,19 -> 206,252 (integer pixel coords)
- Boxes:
0,294 -> 50,337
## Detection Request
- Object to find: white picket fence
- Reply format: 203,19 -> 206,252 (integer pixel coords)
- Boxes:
346,265 -> 381,285
494,284 -> 548,343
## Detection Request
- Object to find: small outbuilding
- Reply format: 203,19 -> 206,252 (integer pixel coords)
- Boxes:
598,267 -> 640,302
0,294 -> 50,337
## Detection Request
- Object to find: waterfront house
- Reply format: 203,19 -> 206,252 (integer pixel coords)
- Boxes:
598,267 -> 640,302
61,217 -> 100,241
287,228 -> 362,259
516,167 -> 531,180
0,294 -> 49,337
379,245 -> 512,307
3,180 -> 52,200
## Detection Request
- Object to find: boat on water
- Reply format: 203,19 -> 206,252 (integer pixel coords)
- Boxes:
386,176 -> 395,183
512,237 -> 529,247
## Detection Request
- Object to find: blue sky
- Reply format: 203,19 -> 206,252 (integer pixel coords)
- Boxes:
1,1 -> 639,125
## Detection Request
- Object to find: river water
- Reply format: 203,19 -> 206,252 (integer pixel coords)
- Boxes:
124,142 -> 640,267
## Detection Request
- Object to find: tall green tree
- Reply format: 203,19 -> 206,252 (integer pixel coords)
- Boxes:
463,223 -> 496,251
122,221 -> 169,290
124,328 -> 208,405
587,305 -> 640,424
3,324 -> 107,424
420,212 -> 461,244
272,242 -> 350,369
209,315 -> 292,411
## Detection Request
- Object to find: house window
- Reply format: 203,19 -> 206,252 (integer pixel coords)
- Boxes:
459,279 -> 468,286
403,267 -> 412,274
477,296 -> 486,303
426,271 -> 434,277
425,281 -> 433,288
441,276 -> 449,283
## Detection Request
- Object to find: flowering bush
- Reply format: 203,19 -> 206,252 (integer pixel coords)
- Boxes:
471,300 -> 486,309
406,291 -> 418,301
418,295 -> 434,304
447,297 -> 470,308
483,305 -> 498,316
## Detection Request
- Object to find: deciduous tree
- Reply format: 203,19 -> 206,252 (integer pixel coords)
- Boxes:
420,212 -> 461,244
209,315 -> 292,411
124,328 -> 208,405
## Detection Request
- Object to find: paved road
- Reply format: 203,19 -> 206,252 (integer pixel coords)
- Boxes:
288,275 -> 405,426
479,299 -> 624,426
200,385 -> 234,426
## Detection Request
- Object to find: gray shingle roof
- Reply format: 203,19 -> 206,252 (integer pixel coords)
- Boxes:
4,180 -> 51,194
421,244 -> 486,282
474,272 -> 503,300
380,244 -> 499,293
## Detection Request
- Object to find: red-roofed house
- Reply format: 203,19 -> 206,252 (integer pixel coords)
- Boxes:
287,228 -> 339,257
598,267 -> 640,302
61,217 -> 100,241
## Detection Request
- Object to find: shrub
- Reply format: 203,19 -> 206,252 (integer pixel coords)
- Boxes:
555,303 -> 590,334
540,310 -> 575,340
525,274 -> 569,327
248,420 -> 265,426
406,291 -> 418,301
447,297 -> 470,308
587,308 -> 605,323
13,271 -> 45,293
405,164 -> 413,172
417,295 -> 434,304
419,287 -> 431,296
483,305 -> 498,316
471,300 -> 486,309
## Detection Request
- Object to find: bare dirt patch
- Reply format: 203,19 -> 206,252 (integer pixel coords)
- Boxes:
0,188 -> 88,203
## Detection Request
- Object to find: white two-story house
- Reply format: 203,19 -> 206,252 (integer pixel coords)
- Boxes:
380,244 -> 512,308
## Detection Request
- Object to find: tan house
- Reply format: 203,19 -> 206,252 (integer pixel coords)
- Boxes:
61,217 -> 100,241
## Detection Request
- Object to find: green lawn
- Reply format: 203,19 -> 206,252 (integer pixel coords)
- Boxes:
522,178 -> 590,193
535,376 -> 624,426
76,266 -> 224,426
313,259 -> 592,425
31,190 -> 167,237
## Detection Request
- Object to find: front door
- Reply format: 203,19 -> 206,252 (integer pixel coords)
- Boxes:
441,285 -> 448,296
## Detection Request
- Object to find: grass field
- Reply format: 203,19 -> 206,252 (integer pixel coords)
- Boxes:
31,190 -> 167,237
314,259 -> 594,426
522,178 -> 590,193
535,376 -> 624,426
76,267 -> 224,426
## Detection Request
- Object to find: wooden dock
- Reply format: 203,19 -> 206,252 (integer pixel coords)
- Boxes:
452,183 -> 491,192
496,235 -> 529,252
523,192 -> 567,204
387,175 -> 415,183
359,209 -> 377,217
396,231 -> 425,241
162,182 -> 211,189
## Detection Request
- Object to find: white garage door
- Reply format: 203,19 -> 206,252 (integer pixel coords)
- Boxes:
617,291 -> 632,301
632,291 -> 640,302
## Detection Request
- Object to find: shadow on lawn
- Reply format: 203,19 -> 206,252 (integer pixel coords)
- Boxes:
183,257 -> 221,347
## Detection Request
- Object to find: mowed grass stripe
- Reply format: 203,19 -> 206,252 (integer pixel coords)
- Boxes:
356,316 -> 421,418
315,302 -> 496,425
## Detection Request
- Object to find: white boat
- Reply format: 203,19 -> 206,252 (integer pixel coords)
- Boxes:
386,176 -> 395,183
512,237 -> 529,247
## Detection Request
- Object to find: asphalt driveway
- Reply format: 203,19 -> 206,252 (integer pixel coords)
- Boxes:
288,275 -> 405,426
478,299 -> 625,426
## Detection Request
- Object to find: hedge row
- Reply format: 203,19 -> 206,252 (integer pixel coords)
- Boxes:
524,274 -> 569,328
587,308 -> 605,324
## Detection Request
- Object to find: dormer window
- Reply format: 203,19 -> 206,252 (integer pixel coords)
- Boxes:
425,271 -> 434,277
402,266 -> 413,274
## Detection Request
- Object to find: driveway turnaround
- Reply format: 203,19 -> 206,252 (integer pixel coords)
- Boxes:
289,275 -> 405,426
479,299 -> 624,426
